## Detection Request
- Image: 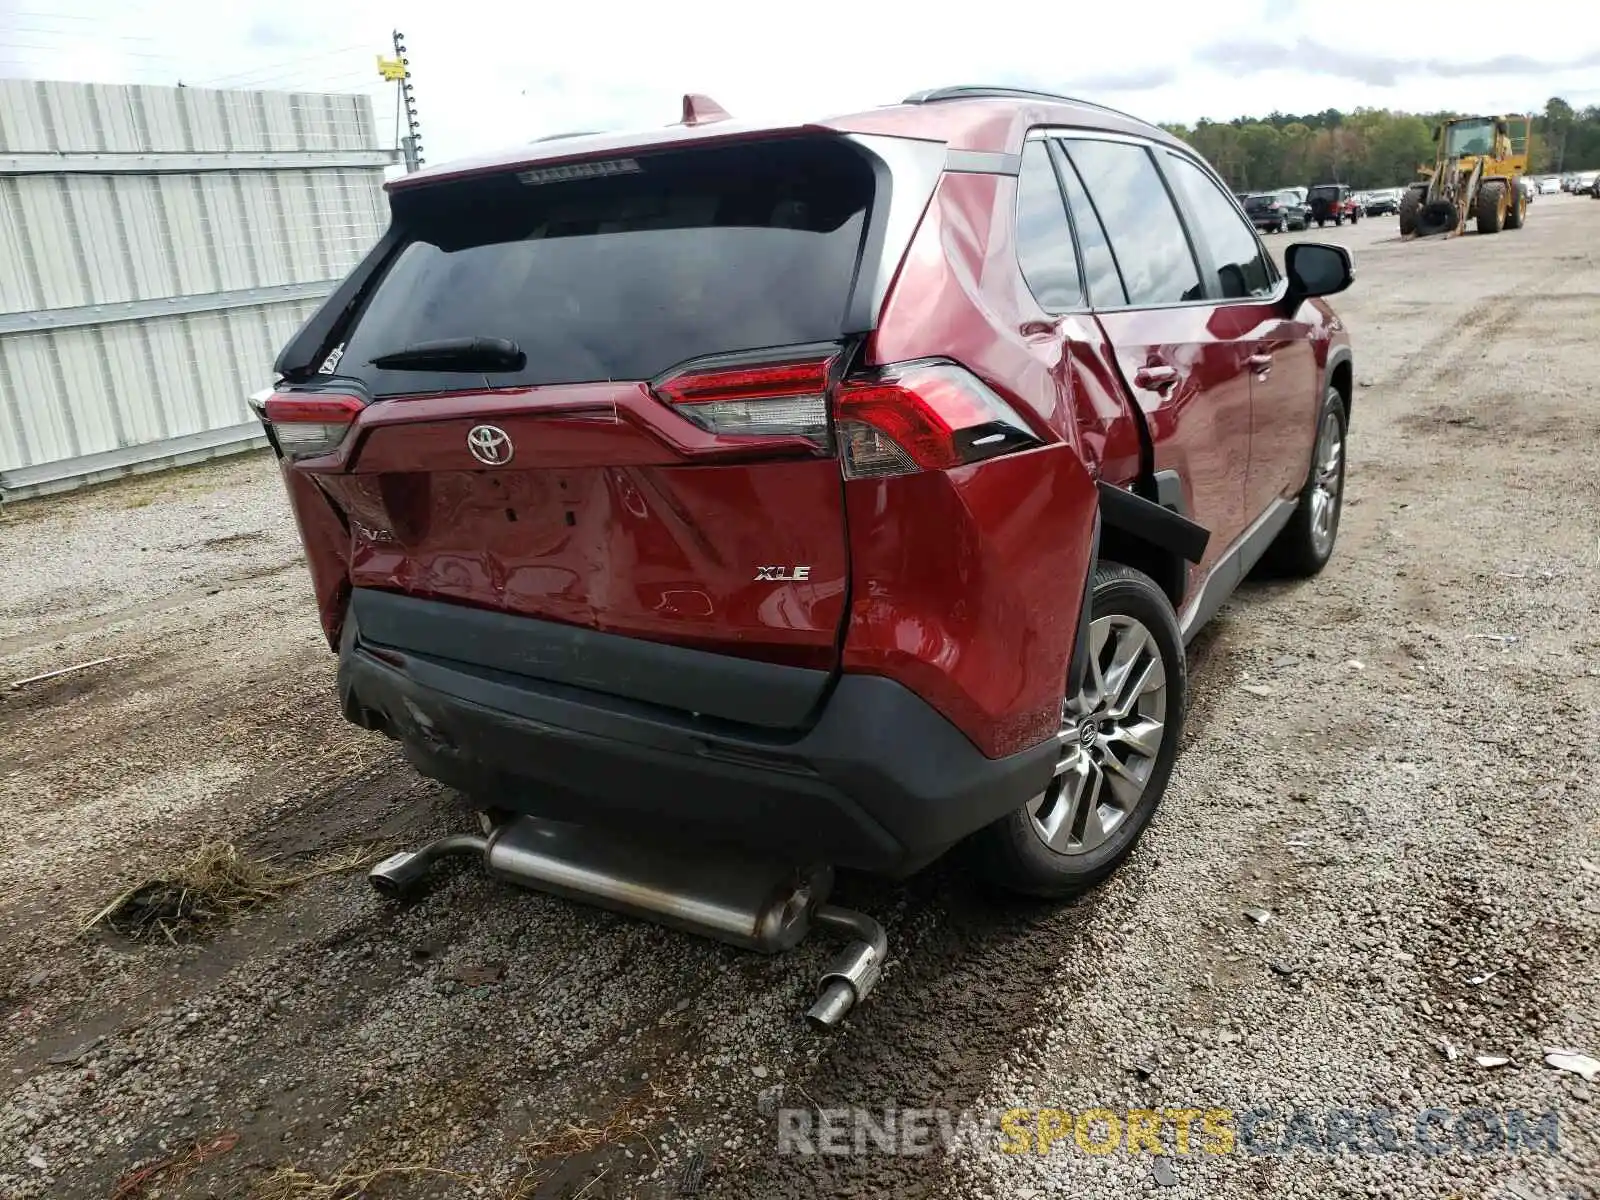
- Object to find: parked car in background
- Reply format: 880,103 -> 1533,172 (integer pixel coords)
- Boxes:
1307,183 -> 1360,226
253,84 -> 1356,900
1243,189 -> 1309,232
1364,188 -> 1401,216
1536,176 -> 1560,194
1574,171 -> 1600,195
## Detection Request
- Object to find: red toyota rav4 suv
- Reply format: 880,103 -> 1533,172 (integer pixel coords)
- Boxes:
258,86 -> 1353,898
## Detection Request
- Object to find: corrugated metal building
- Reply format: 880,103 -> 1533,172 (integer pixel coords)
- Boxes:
0,80 -> 395,500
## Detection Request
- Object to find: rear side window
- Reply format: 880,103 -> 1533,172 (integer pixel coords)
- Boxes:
336,138 -> 874,396
1164,154 -> 1276,300
1061,139 -> 1202,307
1013,141 -> 1082,310
1053,145 -> 1127,307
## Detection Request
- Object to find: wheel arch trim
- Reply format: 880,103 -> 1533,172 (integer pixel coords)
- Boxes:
1095,479 -> 1210,566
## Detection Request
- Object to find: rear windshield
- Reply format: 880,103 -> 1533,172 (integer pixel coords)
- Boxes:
335,138 -> 876,397
1308,186 -> 1341,200
1243,195 -> 1274,210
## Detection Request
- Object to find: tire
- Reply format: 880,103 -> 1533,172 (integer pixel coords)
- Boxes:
975,564 -> 1186,898
1334,214 -> 1343,226
1317,219 -> 1326,228
1476,181 -> 1505,234
1399,187 -> 1423,235
1417,199 -> 1458,237
1259,384 -> 1347,578
1351,210 -> 1360,224
1277,217 -> 1287,234
1505,190 -> 1524,229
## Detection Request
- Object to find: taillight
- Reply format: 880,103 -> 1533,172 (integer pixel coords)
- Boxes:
833,360 -> 1043,479
652,353 -> 1044,479
261,393 -> 365,460
654,357 -> 832,450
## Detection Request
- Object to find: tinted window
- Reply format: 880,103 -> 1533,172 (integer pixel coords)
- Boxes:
1061,139 -> 1202,307
1054,147 -> 1127,307
1165,154 -> 1276,300
1013,141 -> 1082,310
337,139 -> 873,397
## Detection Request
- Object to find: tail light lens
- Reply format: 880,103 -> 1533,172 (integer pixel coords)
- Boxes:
654,358 -> 832,450
652,353 -> 1045,479
261,393 -> 365,460
833,361 -> 1043,479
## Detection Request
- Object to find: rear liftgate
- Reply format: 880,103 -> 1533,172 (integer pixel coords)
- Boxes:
368,820 -> 885,1029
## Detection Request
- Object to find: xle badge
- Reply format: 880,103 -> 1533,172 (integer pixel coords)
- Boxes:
755,566 -> 811,582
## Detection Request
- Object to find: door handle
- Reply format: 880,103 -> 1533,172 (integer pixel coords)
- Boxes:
1133,364 -> 1178,393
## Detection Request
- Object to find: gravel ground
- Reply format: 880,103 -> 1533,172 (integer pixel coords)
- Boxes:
1,196 -> 1596,1200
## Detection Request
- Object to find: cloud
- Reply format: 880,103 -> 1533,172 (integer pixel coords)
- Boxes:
1060,67 -> 1181,94
244,18 -> 310,49
1197,37 -> 1600,87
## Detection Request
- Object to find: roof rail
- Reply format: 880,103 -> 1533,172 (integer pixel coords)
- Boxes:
901,85 -> 1147,127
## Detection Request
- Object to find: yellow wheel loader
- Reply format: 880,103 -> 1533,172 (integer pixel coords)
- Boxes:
1399,115 -> 1534,238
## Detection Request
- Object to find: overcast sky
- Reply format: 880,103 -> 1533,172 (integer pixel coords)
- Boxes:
4,0 -> 1599,165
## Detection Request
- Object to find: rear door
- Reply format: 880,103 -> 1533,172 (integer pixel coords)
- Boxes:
297,137 -> 887,670
1160,151 -> 1319,521
1057,135 -> 1252,582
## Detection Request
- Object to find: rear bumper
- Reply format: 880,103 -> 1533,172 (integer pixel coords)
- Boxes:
338,592 -> 1059,875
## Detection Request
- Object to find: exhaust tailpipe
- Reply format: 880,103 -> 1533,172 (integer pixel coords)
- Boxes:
805,905 -> 888,1030
367,833 -> 488,899
369,816 -> 888,1026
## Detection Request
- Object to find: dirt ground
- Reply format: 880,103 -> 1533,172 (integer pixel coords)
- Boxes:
2,196 -> 1597,1200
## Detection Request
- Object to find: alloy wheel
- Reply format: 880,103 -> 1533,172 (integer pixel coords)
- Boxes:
1309,407 -> 1344,555
1027,615 -> 1169,856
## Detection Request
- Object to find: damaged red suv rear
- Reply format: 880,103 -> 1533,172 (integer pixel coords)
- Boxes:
257,86 -> 1353,898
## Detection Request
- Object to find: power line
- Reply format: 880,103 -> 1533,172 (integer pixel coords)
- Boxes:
194,43 -> 373,89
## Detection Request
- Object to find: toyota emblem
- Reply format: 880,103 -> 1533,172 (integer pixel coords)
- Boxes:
467,424 -> 513,466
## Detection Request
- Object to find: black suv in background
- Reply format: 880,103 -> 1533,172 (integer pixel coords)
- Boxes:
1243,190 -> 1308,233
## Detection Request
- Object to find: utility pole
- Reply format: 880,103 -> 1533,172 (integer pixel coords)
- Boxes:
377,31 -> 423,172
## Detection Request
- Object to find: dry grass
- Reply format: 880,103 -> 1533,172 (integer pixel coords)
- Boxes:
109,1131 -> 240,1199
246,1163 -> 473,1200
235,1090 -> 674,1200
85,840 -> 392,940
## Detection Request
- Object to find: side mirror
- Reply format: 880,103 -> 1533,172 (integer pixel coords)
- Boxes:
1284,242 -> 1353,302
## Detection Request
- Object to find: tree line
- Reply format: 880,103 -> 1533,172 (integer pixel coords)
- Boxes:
1159,97 -> 1600,192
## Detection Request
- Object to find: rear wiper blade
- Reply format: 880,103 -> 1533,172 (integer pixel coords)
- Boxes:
368,337 -> 526,372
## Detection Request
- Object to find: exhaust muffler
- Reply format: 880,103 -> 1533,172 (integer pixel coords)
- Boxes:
369,816 -> 887,1026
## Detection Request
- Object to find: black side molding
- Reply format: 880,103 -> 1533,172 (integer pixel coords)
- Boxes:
1323,344 -> 1354,428
1067,515 -> 1101,699
1097,480 -> 1210,564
